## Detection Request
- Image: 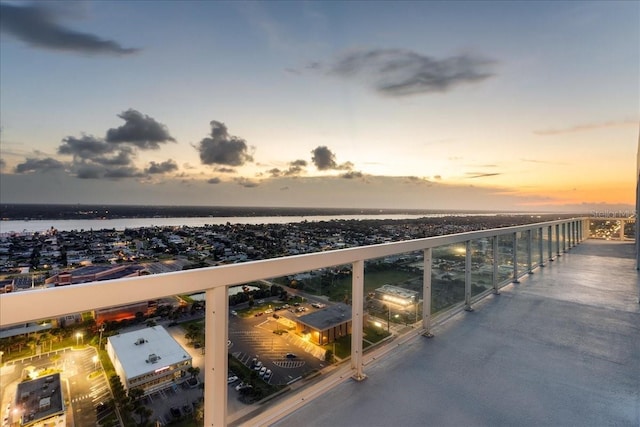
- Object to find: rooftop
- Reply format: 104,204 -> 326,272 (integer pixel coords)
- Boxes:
272,240 -> 640,427
107,326 -> 191,379
296,302 -> 352,331
15,373 -> 64,426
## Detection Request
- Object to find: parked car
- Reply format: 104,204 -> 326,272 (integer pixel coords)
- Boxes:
259,366 -> 267,377
227,375 -> 238,384
263,369 -> 273,381
286,353 -> 297,359
235,382 -> 252,392
253,361 -> 263,370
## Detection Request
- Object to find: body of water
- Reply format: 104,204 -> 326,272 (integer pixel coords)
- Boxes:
0,213 -> 471,234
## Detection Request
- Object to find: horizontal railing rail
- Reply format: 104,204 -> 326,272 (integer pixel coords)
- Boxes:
0,217 -> 587,326
0,217 -> 590,426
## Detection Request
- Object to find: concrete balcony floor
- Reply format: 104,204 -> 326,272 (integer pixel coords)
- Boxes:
272,240 -> 640,427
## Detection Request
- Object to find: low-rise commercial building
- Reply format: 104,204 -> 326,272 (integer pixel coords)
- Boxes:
14,373 -> 65,427
294,303 -> 353,345
374,284 -> 418,309
106,326 -> 192,395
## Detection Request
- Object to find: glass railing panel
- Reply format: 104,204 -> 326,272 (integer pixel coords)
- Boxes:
227,266 -> 356,420
226,278 -> 309,418
431,243 -> 466,313
363,251 -> 423,341
516,231 -> 529,275
470,237 -> 493,298
589,219 -> 618,239
496,234 -> 513,285
542,226 -> 551,260
624,220 -> 635,240
530,228 -> 541,268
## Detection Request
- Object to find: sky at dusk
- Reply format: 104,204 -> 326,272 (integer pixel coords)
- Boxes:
0,0 -> 638,212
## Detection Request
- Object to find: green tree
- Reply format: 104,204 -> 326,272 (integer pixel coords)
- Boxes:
128,387 -> 144,406
134,405 -> 153,426
109,374 -> 128,406
325,349 -> 335,364
187,366 -> 201,380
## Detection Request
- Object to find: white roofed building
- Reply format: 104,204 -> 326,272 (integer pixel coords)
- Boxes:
106,326 -> 192,395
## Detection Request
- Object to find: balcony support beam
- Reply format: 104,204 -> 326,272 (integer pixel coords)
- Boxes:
204,286 -> 228,427
350,259 -> 366,381
423,248 -> 434,336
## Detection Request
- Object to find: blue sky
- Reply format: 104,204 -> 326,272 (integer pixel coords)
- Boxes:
0,1 -> 638,212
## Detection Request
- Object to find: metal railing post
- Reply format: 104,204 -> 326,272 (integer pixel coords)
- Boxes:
556,224 -> 561,257
465,241 -> 473,311
492,236 -> 500,295
422,248 -> 434,336
351,259 -> 366,381
204,285 -> 228,427
539,228 -> 545,267
512,232 -> 520,283
548,225 -> 554,262
527,229 -> 533,273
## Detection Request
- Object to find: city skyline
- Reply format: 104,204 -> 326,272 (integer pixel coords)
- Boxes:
0,1 -> 638,212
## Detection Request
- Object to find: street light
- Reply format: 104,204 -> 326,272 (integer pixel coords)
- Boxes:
0,350 -> 4,365
76,332 -> 83,346
98,325 -> 105,350
92,355 -> 98,369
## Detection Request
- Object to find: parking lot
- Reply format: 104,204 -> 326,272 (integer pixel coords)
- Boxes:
228,305 -> 326,387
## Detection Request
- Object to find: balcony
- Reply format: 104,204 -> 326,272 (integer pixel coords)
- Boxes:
1,218 -> 638,426
269,238 -> 640,427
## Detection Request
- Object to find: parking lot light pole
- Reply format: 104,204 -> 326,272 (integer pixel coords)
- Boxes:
98,325 -> 105,350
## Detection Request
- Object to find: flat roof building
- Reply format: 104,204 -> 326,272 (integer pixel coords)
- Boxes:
295,303 -> 353,345
374,284 -> 418,308
14,373 -> 65,427
106,326 -> 192,395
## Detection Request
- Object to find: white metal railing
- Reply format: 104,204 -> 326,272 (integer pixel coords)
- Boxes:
0,217 -> 589,426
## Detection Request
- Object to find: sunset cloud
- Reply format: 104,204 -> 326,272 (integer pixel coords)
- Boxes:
196,121 -> 254,167
0,2 -> 138,55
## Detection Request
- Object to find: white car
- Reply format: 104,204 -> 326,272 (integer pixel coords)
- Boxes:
253,361 -> 263,371
227,375 -> 238,384
263,369 -> 272,381
259,366 -> 267,377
